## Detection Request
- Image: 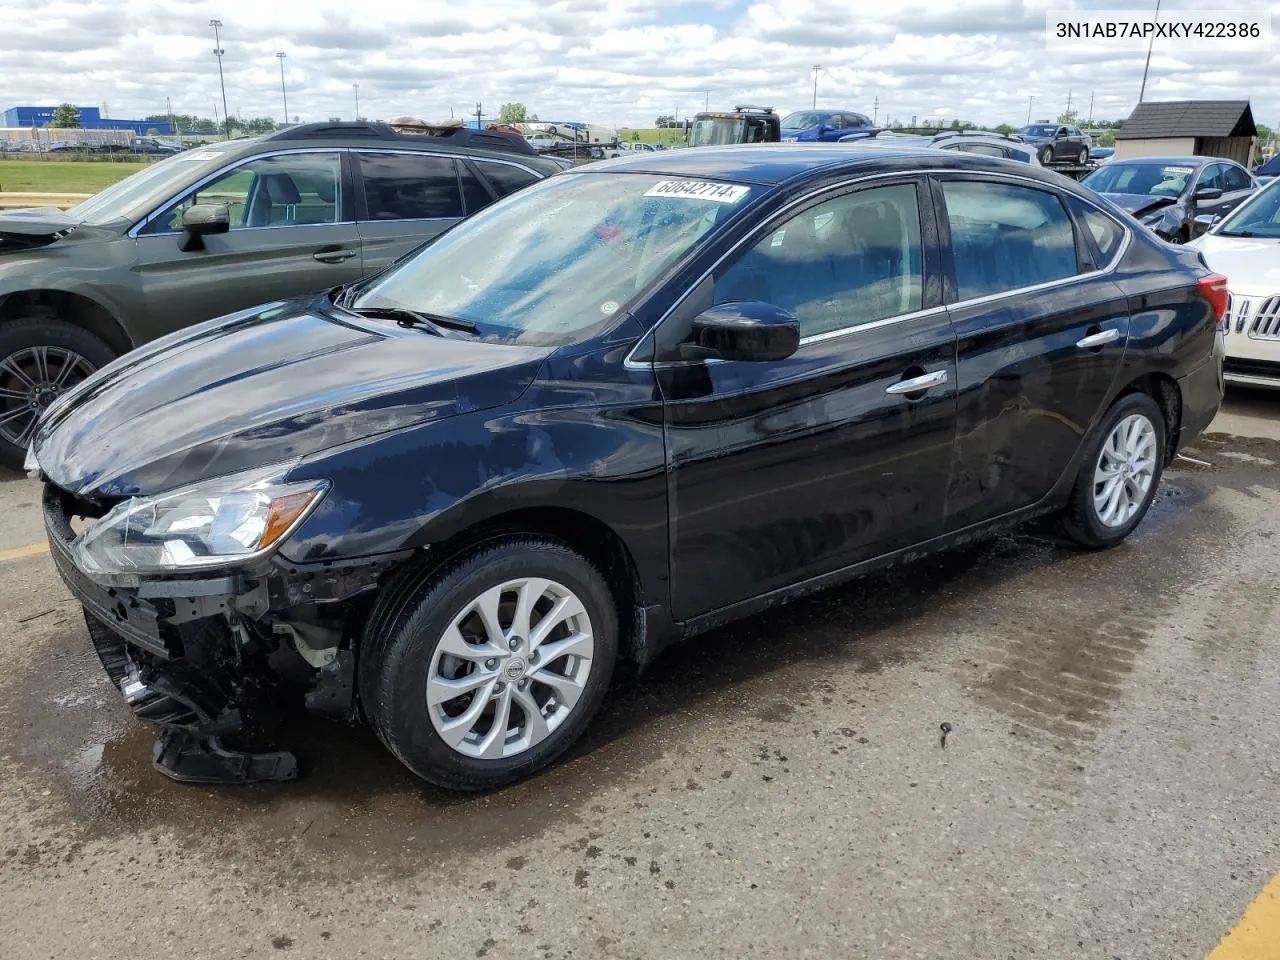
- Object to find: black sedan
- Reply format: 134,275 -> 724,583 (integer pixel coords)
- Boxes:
1082,156 -> 1258,243
29,147 -> 1227,790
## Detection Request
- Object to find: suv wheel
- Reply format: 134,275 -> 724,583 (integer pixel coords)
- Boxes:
0,318 -> 114,469
1038,146 -> 1053,164
1077,146 -> 1089,164
1056,392 -> 1166,548
359,537 -> 618,790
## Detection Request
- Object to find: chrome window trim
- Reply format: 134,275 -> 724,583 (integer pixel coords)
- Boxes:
128,146 -> 349,238
129,146 -> 542,238
622,167 -> 1132,369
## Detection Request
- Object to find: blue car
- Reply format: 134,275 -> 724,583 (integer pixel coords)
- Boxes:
780,109 -> 873,142
1253,153 -> 1280,183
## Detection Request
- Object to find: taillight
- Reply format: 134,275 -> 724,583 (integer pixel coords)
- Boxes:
1198,274 -> 1230,331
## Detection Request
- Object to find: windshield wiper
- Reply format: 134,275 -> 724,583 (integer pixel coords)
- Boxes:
347,304 -> 478,336
1219,229 -> 1270,239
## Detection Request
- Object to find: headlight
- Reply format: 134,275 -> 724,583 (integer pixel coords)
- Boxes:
71,465 -> 328,576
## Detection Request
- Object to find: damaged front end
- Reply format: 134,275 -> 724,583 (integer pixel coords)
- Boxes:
43,481 -> 401,785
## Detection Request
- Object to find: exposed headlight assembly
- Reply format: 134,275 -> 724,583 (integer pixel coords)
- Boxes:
71,464 -> 328,576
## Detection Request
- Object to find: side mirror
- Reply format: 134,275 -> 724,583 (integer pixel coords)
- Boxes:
1191,213 -> 1221,237
1193,187 -> 1223,202
820,124 -> 835,133
177,203 -> 230,252
686,302 -> 800,362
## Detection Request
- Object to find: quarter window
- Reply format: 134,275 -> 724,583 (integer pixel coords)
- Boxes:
476,161 -> 541,197
142,152 -> 343,234
358,153 -> 464,220
713,183 -> 924,338
942,181 -> 1080,300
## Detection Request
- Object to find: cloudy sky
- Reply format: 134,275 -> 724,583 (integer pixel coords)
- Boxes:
1,0 -> 1277,130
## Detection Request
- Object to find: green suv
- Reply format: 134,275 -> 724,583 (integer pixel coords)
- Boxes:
0,122 -> 565,468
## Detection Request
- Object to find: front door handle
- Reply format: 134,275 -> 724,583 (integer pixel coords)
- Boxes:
313,248 -> 357,264
1076,328 -> 1121,349
885,369 -> 948,395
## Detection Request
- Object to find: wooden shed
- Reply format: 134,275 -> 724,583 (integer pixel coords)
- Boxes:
1114,100 -> 1258,165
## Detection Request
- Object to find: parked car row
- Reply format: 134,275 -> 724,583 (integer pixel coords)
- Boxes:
20,139 -> 1227,789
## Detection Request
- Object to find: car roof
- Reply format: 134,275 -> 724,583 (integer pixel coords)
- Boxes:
581,144 -> 1083,188
1104,156 -> 1212,167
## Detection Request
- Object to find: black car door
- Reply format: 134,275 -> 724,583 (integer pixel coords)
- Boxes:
652,178 -> 957,621
1192,163 -> 1233,220
934,175 -> 1132,530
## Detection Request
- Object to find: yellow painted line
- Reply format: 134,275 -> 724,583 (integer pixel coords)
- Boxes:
0,542 -> 49,563
1206,870 -> 1280,960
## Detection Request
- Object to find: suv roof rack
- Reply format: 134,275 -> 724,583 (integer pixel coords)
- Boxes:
263,121 -> 537,156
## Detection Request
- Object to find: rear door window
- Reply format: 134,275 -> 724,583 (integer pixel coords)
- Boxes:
458,162 -> 495,214
942,180 -> 1081,300
475,161 -> 542,198
357,152 -> 463,220
1222,163 -> 1253,191
1198,163 -> 1227,192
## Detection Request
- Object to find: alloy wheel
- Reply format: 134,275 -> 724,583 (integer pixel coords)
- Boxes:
1093,413 -> 1158,528
426,577 -> 595,760
0,346 -> 95,448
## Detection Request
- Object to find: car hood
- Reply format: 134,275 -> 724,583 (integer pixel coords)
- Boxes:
0,206 -> 80,252
1099,193 -> 1180,216
1188,232 -> 1280,293
32,298 -> 551,498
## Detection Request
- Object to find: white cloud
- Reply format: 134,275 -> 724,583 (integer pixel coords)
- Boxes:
0,0 -> 1275,129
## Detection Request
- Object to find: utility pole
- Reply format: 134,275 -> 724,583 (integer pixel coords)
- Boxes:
1026,95 -> 1034,125
1087,91 -> 1095,125
872,95 -> 879,125
209,19 -> 229,139
275,52 -> 289,126
474,101 -> 482,128
705,90 -> 710,112
811,64 -> 821,109
353,83 -> 361,121
166,95 -> 174,136
1066,89 -> 1072,117
1139,0 -> 1161,102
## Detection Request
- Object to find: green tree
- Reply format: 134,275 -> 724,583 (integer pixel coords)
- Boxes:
995,123 -> 1015,135
498,103 -> 530,124
631,130 -> 640,141
49,103 -> 81,128
654,114 -> 675,128
1057,109 -> 1080,126
1098,130 -> 1116,147
191,117 -> 217,134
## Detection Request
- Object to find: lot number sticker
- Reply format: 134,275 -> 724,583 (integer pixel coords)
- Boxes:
644,180 -> 750,204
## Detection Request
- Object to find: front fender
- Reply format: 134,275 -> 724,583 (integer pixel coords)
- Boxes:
280,385 -> 670,606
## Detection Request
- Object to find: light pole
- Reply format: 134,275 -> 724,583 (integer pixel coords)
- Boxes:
811,64 -> 821,109
704,90 -> 710,111
209,19 -> 229,139
166,95 -> 175,136
352,83 -> 361,121
1026,95 -> 1035,125
1138,0 -> 1162,101
275,52 -> 289,126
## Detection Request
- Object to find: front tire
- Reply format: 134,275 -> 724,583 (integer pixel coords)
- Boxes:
1038,146 -> 1053,165
358,537 -> 618,790
0,318 -> 114,469
1056,392 -> 1166,548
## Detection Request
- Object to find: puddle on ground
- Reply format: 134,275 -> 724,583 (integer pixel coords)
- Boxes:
0,453 -> 1260,879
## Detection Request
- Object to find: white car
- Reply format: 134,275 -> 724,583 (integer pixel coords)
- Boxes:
1189,177 -> 1280,388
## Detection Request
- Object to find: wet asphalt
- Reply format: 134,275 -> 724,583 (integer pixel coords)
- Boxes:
2,391 -> 1280,960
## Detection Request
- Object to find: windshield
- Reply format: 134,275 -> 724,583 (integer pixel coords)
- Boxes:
1020,125 -> 1058,137
782,112 -> 824,131
1216,179 -> 1280,238
352,173 -> 758,345
67,144 -> 243,225
691,118 -> 747,146
1081,162 -> 1196,198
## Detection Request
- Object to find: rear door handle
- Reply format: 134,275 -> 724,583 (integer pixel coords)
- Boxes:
313,248 -> 357,264
1076,328 -> 1121,349
885,369 -> 948,395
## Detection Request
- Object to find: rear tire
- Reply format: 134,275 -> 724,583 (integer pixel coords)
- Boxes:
358,537 -> 618,790
1038,146 -> 1053,165
0,317 -> 114,469
1077,147 -> 1089,164
1056,392 -> 1166,549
